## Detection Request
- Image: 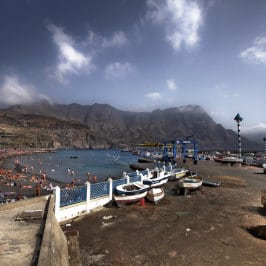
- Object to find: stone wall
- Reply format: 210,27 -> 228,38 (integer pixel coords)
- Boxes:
38,196 -> 69,266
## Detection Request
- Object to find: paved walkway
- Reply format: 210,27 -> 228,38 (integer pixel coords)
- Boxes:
0,197 -> 48,265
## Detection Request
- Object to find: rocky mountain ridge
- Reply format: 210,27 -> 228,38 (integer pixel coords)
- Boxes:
0,102 -> 262,151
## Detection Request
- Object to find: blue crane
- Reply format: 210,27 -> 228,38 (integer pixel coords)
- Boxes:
163,137 -> 199,164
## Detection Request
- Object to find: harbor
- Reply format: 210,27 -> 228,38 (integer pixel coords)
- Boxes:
64,159 -> 266,265
1,1 -> 266,264
1,149 -> 266,265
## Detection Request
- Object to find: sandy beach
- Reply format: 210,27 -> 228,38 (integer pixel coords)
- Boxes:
0,152 -> 67,203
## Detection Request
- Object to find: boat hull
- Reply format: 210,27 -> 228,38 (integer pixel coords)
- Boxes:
168,168 -> 188,181
146,188 -> 165,204
143,176 -> 169,187
115,182 -> 149,195
113,191 -> 147,207
176,176 -> 203,195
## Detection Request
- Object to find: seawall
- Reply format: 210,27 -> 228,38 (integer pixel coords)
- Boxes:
0,195 -> 69,265
38,196 -> 69,266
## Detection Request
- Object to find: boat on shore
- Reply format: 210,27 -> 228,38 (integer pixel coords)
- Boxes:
143,167 -> 171,187
202,180 -> 221,187
113,181 -> 150,207
176,175 -> 203,195
113,190 -> 148,207
213,154 -> 243,164
169,167 -> 188,181
146,187 -> 165,204
115,182 -> 149,195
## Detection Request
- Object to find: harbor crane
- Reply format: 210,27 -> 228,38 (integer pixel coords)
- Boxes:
162,137 -> 199,164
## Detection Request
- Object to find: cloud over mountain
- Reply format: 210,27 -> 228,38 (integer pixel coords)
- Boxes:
0,75 -> 51,106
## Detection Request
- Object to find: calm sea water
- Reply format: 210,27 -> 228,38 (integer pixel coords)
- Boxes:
4,149 -> 138,183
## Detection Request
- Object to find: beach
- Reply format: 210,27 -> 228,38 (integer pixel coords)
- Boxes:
1,151 -> 266,265
0,148 -> 136,204
66,160 -> 266,265
0,152 -> 66,203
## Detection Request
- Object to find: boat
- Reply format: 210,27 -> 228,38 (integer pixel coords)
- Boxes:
143,167 -> 171,187
176,175 -> 203,195
113,190 -> 148,207
113,181 -> 150,207
202,180 -> 221,187
214,153 -> 243,164
221,155 -> 243,164
263,163 -> 266,174
169,167 -> 188,181
115,182 -> 149,195
146,187 -> 165,204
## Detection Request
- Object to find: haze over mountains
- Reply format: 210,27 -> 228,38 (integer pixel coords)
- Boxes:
0,101 -> 262,152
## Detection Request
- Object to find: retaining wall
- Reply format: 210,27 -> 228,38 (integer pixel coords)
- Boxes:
38,196 -> 69,266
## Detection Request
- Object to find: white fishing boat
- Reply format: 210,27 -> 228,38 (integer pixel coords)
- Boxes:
143,167 -> 171,188
146,187 -> 165,204
113,181 -> 150,207
113,190 -> 148,207
115,182 -> 149,195
214,153 -> 243,164
176,175 -> 203,195
169,167 -> 188,181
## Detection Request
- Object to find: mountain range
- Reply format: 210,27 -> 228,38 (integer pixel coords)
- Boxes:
0,101 -> 263,152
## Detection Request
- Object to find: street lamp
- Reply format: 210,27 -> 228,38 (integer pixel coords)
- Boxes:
263,137 -> 266,159
234,113 -> 243,159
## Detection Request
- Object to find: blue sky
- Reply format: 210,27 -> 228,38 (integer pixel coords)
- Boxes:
0,0 -> 266,133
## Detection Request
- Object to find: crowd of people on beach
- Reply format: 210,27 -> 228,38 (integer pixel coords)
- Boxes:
0,148 -> 101,204
0,165 -> 57,202
0,154 -> 60,203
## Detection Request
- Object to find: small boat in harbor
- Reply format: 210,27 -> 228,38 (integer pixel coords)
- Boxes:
113,190 -> 148,207
115,182 -> 150,195
146,187 -> 165,204
143,167 -> 170,188
214,153 -> 243,165
113,181 -> 150,207
176,175 -> 203,195
202,180 -> 221,187
169,167 -> 188,181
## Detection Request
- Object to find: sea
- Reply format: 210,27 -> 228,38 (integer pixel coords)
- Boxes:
3,149 -> 138,184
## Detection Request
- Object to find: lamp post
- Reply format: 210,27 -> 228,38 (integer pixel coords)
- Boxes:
263,137 -> 266,159
234,113 -> 243,159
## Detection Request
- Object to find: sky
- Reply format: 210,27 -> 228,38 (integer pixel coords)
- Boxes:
0,0 -> 266,133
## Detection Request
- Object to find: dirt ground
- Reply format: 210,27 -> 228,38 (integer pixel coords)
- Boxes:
66,160 -> 266,265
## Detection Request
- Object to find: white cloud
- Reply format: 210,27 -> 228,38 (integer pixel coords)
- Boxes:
166,79 -> 177,91
146,0 -> 203,50
0,75 -> 51,105
241,123 -> 266,134
145,92 -> 161,100
102,31 -> 128,48
105,62 -> 132,79
47,24 -> 94,84
213,84 -> 240,98
240,35 -> 266,64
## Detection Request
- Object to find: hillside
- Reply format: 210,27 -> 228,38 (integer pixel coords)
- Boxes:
0,102 -> 261,151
